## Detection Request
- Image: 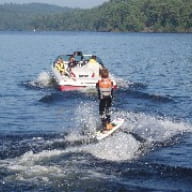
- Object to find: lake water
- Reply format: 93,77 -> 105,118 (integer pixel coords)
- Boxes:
0,31 -> 192,191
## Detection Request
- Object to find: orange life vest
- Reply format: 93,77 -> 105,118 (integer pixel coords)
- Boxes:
98,78 -> 113,98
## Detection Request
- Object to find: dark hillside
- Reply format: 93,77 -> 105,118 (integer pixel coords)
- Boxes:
32,0 -> 192,32
0,3 -> 73,30
0,0 -> 191,32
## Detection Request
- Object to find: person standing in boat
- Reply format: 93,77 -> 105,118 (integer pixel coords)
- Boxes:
96,68 -> 114,131
87,55 -> 103,77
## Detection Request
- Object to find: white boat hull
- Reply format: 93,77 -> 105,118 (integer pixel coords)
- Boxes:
52,66 -> 100,91
51,53 -> 116,91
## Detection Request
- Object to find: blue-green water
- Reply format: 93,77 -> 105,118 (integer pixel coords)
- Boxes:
0,31 -> 192,191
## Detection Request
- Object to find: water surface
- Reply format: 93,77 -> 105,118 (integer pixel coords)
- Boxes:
0,31 -> 192,191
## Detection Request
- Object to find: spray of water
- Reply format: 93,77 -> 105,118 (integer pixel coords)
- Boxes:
29,71 -> 55,88
65,101 -> 99,143
111,74 -> 130,89
75,109 -> 192,161
1,107 -> 192,184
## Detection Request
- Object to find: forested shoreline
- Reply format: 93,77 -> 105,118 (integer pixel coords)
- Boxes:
0,0 -> 192,32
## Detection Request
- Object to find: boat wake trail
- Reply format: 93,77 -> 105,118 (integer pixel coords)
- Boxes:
116,88 -> 174,104
113,75 -> 147,90
0,109 -> 192,191
2,73 -> 192,191
77,110 -> 192,161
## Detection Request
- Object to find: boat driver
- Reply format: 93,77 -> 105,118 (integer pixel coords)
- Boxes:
68,56 -> 77,68
87,55 -> 103,77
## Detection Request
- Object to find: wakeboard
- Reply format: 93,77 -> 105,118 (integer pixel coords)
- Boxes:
95,118 -> 125,141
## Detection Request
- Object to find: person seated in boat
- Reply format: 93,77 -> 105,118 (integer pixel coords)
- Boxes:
55,58 -> 68,76
96,68 -> 114,131
68,56 -> 77,68
87,55 -> 103,77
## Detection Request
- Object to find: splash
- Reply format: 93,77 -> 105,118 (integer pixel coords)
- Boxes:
112,75 -> 130,89
29,71 -> 55,88
83,132 -> 140,161
65,101 -> 99,143
82,111 -> 192,161
112,75 -> 146,89
63,103 -> 192,162
1,109 -> 192,186
113,111 -> 192,149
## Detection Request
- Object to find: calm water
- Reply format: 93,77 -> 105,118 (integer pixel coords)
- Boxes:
0,31 -> 192,192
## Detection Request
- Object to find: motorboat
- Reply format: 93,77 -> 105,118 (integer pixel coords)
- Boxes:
51,51 -> 116,91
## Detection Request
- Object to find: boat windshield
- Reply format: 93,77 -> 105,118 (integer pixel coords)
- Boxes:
55,55 -> 72,62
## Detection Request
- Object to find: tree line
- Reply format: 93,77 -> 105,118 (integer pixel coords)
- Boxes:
0,0 -> 192,32
0,3 -> 73,30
